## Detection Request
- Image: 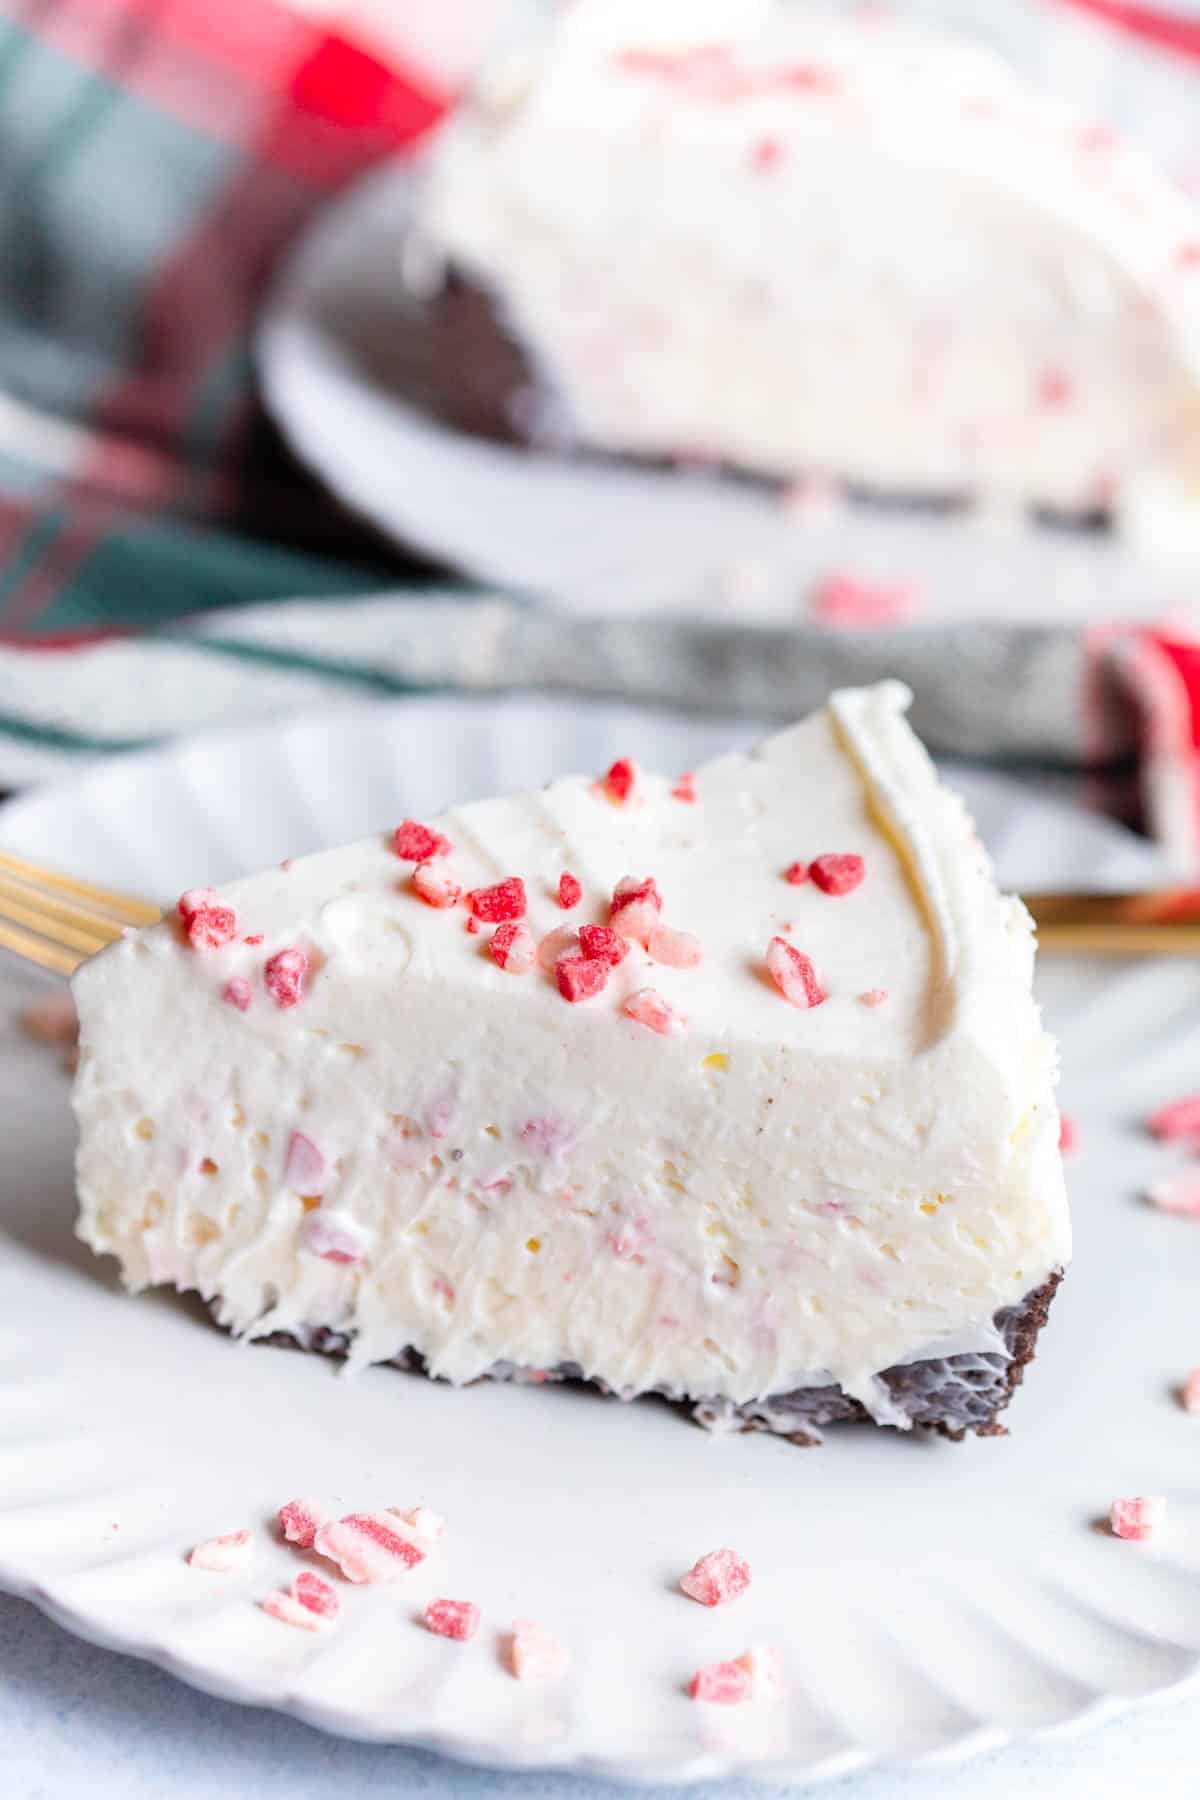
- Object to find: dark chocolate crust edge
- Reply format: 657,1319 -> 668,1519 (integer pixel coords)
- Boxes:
245,1271 -> 1062,1448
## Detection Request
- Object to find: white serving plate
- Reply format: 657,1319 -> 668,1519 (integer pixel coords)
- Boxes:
259,159 -> 1200,625
0,693 -> 1197,1787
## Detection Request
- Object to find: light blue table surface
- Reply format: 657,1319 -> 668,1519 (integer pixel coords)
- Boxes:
3,1588 -> 1196,1800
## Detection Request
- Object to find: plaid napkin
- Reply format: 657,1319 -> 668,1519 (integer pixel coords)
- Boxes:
0,0 -> 447,648
3,0 -> 1200,881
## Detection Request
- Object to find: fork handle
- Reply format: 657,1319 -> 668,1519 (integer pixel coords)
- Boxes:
1026,891 -> 1200,954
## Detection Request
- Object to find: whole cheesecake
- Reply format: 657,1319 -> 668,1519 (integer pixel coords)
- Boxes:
412,0 -> 1200,525
72,684 -> 1069,1443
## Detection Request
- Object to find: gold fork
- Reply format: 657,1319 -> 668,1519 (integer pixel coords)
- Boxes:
2,851 -> 1200,974
0,851 -> 161,976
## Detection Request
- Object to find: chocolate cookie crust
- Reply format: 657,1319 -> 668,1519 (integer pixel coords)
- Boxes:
246,1271 -> 1062,1447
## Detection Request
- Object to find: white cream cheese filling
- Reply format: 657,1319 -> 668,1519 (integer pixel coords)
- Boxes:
73,684 -> 1069,1423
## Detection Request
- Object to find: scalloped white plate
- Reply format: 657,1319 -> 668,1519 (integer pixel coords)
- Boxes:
1,694 -> 1198,1787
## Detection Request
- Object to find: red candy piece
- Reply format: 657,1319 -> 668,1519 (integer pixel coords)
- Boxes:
671,772 -> 697,804
1148,1094 -> 1200,1141
1181,1369 -> 1200,1415
810,573 -> 920,628
413,863 -> 462,909
647,925 -> 703,969
278,1498 -> 330,1550
858,988 -> 889,1009
1058,1114 -> 1078,1155
689,1660 -> 753,1705
314,1512 -> 427,1583
578,923 -> 629,967
424,1597 -> 480,1642
558,872 -> 582,910
285,1131 -> 327,1195
556,955 -> 610,1004
262,1571 -> 340,1633
393,820 -> 451,862
293,1570 -> 340,1618
244,934 -> 263,946
222,978 -> 252,1013
1147,1171 -> 1200,1217
1176,241 -> 1200,271
188,1528 -> 253,1572
610,874 -> 663,946
809,853 -> 865,896
1037,367 -> 1073,410
178,888 -> 237,951
602,757 -> 639,805
490,921 -> 536,973
466,877 -> 527,923
264,947 -> 309,1009
680,1547 -> 752,1608
624,988 -> 685,1036
766,937 -> 826,1009
1109,1496 -> 1165,1542
783,862 -> 808,885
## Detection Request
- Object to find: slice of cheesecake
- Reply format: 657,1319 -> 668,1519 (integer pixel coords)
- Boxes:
416,0 -> 1200,524
72,684 -> 1069,1442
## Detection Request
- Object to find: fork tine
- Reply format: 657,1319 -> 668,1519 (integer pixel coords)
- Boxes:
0,919 -> 82,976
0,883 -> 120,956
0,850 -> 160,926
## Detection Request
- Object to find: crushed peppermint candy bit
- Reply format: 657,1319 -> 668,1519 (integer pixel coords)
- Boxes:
278,1498 -> 331,1550
766,937 -> 826,1009
284,1131 -> 327,1195
178,888 -> 237,950
188,1529 -> 253,1572
579,923 -> 629,967
557,955 -> 610,1004
1058,1114 -> 1078,1154
489,920 -> 536,973
19,991 -> 78,1044
508,1619 -> 569,1682
298,1211 -> 367,1265
689,1659 -> 753,1705
1176,241 -> 1200,271
262,1570 -> 340,1631
601,757 -> 639,806
412,863 -> 462,909
264,946 -> 309,1009
610,874 -> 663,945
383,1505 -> 445,1551
736,1643 -> 785,1699
671,771 -> 697,804
1109,1496 -> 1165,1542
1181,1369 -> 1200,1414
1037,367 -> 1073,410
624,988 -> 686,1036
1148,1094 -> 1200,1141
313,1512 -> 427,1583
423,1598 -> 479,1642
222,977 -> 252,1013
810,853 -> 865,896
1147,1171 -> 1200,1217
680,1547 -> 752,1608
558,871 -> 582,909
810,572 -> 921,629
537,925 -> 579,971
466,877 -> 527,923
858,988 -> 888,1008
244,934 -> 263,946
393,820 -> 451,862
647,924 -> 703,969
783,861 -> 808,885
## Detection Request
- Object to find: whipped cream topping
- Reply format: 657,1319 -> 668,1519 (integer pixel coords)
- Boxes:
421,1 -> 1200,518
73,684 -> 1069,1423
